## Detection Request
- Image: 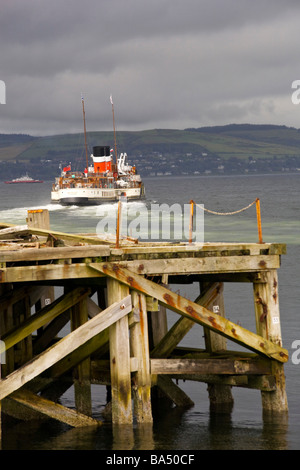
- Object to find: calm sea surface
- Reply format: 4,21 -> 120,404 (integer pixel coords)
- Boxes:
0,173 -> 299,451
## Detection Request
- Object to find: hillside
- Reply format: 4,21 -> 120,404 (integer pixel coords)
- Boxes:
1,124 -> 300,180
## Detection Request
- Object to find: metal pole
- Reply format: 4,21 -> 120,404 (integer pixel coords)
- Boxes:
189,200 -> 194,244
110,95 -> 118,169
81,96 -> 89,171
116,200 -> 122,248
256,198 -> 263,243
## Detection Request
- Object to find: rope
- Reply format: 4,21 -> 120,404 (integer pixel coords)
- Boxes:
194,199 -> 257,216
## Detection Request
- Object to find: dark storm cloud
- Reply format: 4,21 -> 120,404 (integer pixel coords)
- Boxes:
1,0 -> 300,135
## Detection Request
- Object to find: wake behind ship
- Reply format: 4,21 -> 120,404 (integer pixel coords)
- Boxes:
51,145 -> 145,205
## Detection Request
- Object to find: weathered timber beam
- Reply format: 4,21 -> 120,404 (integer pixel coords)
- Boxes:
0,295 -> 132,400
89,263 -> 288,363
0,254 -> 282,284
173,374 -> 276,391
0,222 -> 112,245
150,358 -> 272,375
0,225 -> 30,240
171,348 -> 258,359
156,376 -> 194,408
151,282 -> 222,358
110,242 -> 286,256
119,255 -> 280,275
10,389 -> 101,427
0,287 -> 91,354
30,227 -> 115,245
0,263 -> 104,283
0,245 -> 110,263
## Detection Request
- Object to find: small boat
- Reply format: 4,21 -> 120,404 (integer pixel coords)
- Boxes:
51,96 -> 145,206
5,174 -> 44,184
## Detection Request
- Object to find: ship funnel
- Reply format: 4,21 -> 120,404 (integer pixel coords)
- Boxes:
92,146 -> 112,172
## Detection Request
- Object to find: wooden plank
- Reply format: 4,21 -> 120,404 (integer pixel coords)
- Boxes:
0,251 -> 282,284
110,242 -> 286,256
150,358 -> 272,375
0,287 -> 91,354
173,374 -> 276,391
29,227 -> 113,245
0,225 -> 30,240
90,263 -> 288,363
0,263 -> 104,283
156,376 -> 194,408
122,255 -> 281,275
0,295 -> 132,400
0,245 -> 110,263
11,389 -> 100,427
0,222 -> 113,245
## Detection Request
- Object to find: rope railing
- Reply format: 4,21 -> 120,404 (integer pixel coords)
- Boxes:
189,198 -> 263,244
114,197 -> 263,247
194,199 -> 257,216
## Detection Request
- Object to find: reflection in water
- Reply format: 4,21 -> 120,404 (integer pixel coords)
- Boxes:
262,411 -> 289,450
0,390 -> 292,450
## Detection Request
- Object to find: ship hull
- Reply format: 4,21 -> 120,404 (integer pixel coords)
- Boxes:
51,185 -> 145,205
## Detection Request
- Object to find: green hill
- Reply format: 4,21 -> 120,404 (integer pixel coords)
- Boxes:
1,124 -> 300,180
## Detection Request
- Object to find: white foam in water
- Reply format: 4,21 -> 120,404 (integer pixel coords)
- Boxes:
0,203 -> 66,224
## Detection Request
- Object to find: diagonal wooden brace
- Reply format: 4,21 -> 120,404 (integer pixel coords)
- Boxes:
0,295 -> 132,401
89,263 -> 288,363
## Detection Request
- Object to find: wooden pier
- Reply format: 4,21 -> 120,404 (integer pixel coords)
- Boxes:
0,209 -> 288,435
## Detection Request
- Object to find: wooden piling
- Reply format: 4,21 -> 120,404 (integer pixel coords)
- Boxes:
202,282 -> 234,412
253,270 -> 288,412
27,209 -> 50,230
71,297 -> 92,417
130,291 -> 153,423
106,278 -> 132,424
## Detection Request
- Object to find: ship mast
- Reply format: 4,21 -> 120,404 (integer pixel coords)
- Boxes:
81,94 -> 89,170
110,95 -> 118,169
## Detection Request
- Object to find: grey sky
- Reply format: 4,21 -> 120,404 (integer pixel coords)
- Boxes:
1,0 -> 300,136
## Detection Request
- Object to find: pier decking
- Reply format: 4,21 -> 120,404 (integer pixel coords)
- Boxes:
0,209 -> 288,432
